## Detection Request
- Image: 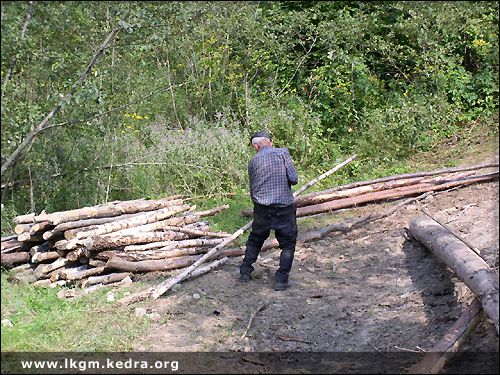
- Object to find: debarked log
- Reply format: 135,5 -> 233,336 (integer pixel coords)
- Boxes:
409,216 -> 499,334
123,238 -> 224,252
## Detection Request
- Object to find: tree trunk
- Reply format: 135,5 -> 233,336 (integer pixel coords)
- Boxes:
60,266 -> 105,281
293,171 -> 475,208
409,216 -> 499,333
296,160 -> 499,203
106,255 -> 201,273
123,238 -> 224,252
407,298 -> 484,374
31,251 -> 60,263
1,251 -> 30,266
81,272 -> 132,287
79,231 -> 191,251
63,204 -> 190,239
297,173 -> 498,217
33,198 -> 185,225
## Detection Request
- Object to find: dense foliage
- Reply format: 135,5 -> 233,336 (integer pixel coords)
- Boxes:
1,1 -> 498,229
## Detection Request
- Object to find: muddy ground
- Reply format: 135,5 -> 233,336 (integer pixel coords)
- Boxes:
132,170 -> 499,373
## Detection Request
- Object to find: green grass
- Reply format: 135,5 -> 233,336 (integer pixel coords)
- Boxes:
1,273 -> 152,351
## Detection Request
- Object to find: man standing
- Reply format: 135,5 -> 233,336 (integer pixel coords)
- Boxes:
239,130 -> 299,291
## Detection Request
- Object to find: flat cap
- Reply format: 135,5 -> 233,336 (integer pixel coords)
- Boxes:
250,130 -> 272,143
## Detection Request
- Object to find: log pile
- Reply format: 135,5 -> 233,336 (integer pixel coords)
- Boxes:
1,196 -> 232,294
239,161 -> 499,218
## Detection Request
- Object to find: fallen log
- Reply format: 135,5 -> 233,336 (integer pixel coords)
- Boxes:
123,238 -> 224,252
31,251 -> 60,263
409,216 -> 499,333
295,160 -> 499,204
81,272 -> 131,287
296,172 -> 498,217
407,298 -> 484,374
79,231 -> 191,251
1,251 -> 30,266
292,171 -> 475,208
64,204 -> 191,239
29,241 -> 54,256
61,266 -> 105,281
33,198 -> 185,225
106,255 -> 201,273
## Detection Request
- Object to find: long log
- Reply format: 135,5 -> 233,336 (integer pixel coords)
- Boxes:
81,272 -> 132,287
33,198 -> 185,225
33,257 -> 69,276
17,232 -> 44,242
31,251 -> 60,263
107,214 -> 201,236
106,255 -> 201,273
64,204 -> 190,240
118,155 -> 356,304
1,251 -> 30,266
295,160 -> 499,203
13,212 -> 35,224
1,234 -> 18,242
116,247 -> 209,261
292,171 -> 475,208
60,266 -> 105,281
407,298 -> 484,374
123,238 -> 224,252
409,216 -> 499,334
29,241 -> 54,256
29,221 -> 54,235
1,239 -> 20,251
79,231 -> 191,251
296,172 -> 498,217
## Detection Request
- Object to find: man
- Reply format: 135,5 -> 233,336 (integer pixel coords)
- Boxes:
239,130 -> 299,291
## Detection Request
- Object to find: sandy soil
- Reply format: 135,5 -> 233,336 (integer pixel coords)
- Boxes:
131,174 -> 499,373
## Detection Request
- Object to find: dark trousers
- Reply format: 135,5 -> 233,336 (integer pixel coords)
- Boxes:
240,203 -> 298,283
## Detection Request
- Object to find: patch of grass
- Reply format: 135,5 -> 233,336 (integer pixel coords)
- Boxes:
1,273 -> 151,351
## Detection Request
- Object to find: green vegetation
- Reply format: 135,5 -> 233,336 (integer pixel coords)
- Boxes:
0,1 -> 498,350
0,273 -> 151,351
1,1 -> 498,230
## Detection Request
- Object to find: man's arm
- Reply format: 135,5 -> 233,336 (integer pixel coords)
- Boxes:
283,149 -> 298,186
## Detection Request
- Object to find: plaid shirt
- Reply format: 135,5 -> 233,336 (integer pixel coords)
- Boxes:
248,146 -> 298,207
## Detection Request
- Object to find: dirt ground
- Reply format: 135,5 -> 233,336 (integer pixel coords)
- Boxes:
132,167 -> 499,373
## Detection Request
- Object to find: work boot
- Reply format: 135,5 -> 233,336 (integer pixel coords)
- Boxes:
273,281 -> 289,291
239,273 -> 251,283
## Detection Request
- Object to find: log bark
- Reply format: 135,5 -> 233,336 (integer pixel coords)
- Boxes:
33,198 -> 185,225
1,251 -> 30,266
293,171 -> 475,208
295,160 -> 499,203
116,247 -> 209,261
409,216 -> 499,333
1,239 -> 20,251
64,204 -> 190,239
29,221 -> 55,235
79,231 -> 190,251
123,238 -> 224,252
29,241 -> 54,256
60,266 -> 105,281
31,251 -> 60,263
296,173 -> 498,217
107,214 -> 201,236
81,272 -> 131,287
106,255 -> 201,273
13,212 -> 36,224
407,298 -> 484,374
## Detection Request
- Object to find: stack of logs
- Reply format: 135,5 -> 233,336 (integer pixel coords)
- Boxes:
1,196 -> 233,294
